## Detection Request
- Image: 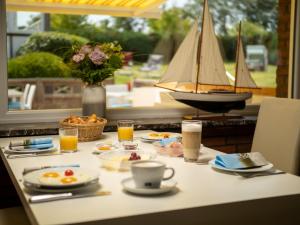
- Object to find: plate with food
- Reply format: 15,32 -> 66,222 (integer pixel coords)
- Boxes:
98,150 -> 156,171
23,167 -> 99,189
140,132 -> 181,142
153,141 -> 183,157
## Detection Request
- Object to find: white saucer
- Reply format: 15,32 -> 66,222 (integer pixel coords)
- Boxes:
121,178 -> 177,195
209,160 -> 274,173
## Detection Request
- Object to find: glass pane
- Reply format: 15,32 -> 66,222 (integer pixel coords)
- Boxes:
6,0 -> 287,111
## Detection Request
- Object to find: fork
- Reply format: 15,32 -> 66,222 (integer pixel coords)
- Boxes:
235,169 -> 285,178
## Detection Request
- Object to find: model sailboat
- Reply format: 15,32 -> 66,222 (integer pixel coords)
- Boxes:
155,0 -> 258,113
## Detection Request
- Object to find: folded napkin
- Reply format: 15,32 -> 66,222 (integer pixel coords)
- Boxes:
158,137 -> 178,146
10,138 -> 53,147
215,152 -> 268,169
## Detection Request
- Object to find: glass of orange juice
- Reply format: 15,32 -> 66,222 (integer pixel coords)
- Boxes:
117,120 -> 134,142
59,127 -> 78,152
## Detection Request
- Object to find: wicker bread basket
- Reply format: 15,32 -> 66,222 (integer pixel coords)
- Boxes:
60,116 -> 107,142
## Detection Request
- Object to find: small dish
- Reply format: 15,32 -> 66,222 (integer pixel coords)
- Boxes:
94,142 -> 119,152
122,141 -> 138,150
98,150 -> 156,171
121,177 -> 177,195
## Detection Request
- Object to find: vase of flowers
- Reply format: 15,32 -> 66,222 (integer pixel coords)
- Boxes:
66,42 -> 123,117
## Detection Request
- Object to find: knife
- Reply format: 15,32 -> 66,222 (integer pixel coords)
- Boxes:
29,191 -> 111,203
236,169 -> 286,178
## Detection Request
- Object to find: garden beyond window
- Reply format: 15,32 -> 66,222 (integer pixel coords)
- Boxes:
6,0 -> 281,111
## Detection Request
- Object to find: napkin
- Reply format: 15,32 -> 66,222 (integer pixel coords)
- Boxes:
215,152 -> 268,169
158,137 -> 178,146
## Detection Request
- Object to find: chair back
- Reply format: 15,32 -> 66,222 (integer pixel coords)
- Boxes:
251,97 -> 300,175
21,83 -> 31,108
24,85 -> 36,109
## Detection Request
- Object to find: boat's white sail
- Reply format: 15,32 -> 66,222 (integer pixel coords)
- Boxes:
156,0 -> 230,91
156,21 -> 199,90
197,0 -> 230,86
235,37 -> 257,88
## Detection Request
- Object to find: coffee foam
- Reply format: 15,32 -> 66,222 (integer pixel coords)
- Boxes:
182,123 -> 202,132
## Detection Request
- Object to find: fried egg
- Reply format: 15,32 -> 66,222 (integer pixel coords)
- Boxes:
39,170 -> 91,186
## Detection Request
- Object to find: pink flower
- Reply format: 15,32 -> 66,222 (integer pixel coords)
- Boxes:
79,45 -> 92,54
88,47 -> 107,65
72,53 -> 85,63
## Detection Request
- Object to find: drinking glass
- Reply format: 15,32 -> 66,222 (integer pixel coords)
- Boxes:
181,120 -> 202,162
117,120 -> 134,142
59,127 -> 78,152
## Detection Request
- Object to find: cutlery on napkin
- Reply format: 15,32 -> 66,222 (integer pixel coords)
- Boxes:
22,164 -> 80,175
29,191 -> 111,203
10,138 -> 53,148
9,144 -> 54,151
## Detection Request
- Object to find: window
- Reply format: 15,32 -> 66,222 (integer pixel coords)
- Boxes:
0,0 -> 297,123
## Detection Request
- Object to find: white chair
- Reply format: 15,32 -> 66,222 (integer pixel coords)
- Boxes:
24,84 -> 36,110
140,54 -> 164,72
251,97 -> 300,175
20,83 -> 30,109
0,207 -> 30,225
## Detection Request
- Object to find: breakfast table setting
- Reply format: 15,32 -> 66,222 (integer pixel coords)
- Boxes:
1,117 -> 300,225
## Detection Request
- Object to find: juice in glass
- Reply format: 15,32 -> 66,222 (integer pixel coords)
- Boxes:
117,120 -> 134,142
59,128 -> 78,152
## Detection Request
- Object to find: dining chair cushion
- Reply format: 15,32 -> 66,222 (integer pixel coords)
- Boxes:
0,207 -> 30,225
251,97 -> 300,175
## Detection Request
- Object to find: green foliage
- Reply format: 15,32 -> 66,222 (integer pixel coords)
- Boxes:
148,8 -> 191,59
17,32 -> 89,57
66,42 -> 124,85
51,14 -> 89,33
49,15 -> 157,62
229,21 -> 268,40
90,30 -> 159,62
185,0 -> 278,34
8,52 -> 71,78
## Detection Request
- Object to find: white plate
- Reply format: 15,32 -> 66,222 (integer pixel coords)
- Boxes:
5,146 -> 58,154
140,133 -> 181,142
209,160 -> 274,173
23,167 -> 99,188
122,178 -> 177,195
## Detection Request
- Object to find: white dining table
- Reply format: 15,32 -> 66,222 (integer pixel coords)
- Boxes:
0,130 -> 300,225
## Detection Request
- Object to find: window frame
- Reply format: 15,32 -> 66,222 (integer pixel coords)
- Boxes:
292,0 -> 300,98
0,0 -> 295,124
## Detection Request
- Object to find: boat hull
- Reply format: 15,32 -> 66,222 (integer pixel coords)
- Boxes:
170,92 -> 252,113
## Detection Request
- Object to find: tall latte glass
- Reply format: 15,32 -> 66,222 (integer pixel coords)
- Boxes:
182,120 -> 202,162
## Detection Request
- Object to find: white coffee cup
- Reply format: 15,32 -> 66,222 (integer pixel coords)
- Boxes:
131,160 -> 175,189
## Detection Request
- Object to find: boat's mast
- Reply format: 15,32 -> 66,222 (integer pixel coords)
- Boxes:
195,0 -> 207,93
234,21 -> 242,92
